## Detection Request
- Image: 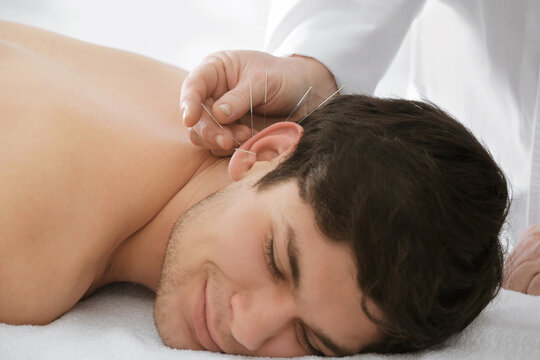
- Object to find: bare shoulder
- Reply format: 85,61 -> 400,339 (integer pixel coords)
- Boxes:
0,19 -> 187,113
0,21 -> 202,324
0,235 -> 97,325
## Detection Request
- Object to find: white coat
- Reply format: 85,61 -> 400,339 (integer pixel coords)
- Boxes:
265,0 -> 540,243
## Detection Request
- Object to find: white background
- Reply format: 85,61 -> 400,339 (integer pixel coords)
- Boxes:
0,0 -> 527,244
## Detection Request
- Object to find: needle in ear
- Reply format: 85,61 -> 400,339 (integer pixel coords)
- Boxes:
234,148 -> 256,155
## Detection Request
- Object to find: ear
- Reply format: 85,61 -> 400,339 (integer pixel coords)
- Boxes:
228,122 -> 303,181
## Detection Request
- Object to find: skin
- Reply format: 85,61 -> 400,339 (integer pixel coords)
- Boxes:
155,178 -> 382,356
175,42 -> 540,301
179,50 -> 338,157
0,21 -> 381,356
503,225 -> 540,295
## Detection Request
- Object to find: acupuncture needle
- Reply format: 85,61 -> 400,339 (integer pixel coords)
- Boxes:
249,80 -> 254,137
263,66 -> 268,129
285,86 -> 312,122
201,103 -> 242,146
234,148 -> 256,155
297,85 -> 345,125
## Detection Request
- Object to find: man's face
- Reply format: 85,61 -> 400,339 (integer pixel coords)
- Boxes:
154,179 -> 382,357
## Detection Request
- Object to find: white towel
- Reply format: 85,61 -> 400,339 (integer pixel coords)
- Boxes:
1,283 -> 539,360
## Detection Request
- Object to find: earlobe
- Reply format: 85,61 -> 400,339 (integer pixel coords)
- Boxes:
228,122 -> 303,181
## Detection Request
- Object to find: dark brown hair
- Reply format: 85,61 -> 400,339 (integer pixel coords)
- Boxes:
255,95 -> 509,354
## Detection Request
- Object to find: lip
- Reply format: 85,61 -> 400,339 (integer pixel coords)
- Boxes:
192,278 -> 223,352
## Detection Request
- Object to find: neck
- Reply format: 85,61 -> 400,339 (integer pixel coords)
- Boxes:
101,153 -> 232,292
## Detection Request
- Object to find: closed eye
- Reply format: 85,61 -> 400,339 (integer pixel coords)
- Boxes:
298,322 -> 324,356
264,236 -> 285,281
264,237 -> 322,355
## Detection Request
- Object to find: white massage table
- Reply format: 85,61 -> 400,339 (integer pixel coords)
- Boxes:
1,283 -> 539,359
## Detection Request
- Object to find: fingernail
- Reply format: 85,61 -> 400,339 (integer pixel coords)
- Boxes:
217,104 -> 232,118
182,105 -> 189,126
215,134 -> 225,148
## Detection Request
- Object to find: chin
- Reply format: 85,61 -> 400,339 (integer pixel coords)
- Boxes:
155,263 -> 227,353
154,275 -> 201,351
157,324 -> 197,351
154,303 -> 205,351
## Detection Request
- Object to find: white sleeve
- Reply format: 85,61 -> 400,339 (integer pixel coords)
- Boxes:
265,0 -> 426,94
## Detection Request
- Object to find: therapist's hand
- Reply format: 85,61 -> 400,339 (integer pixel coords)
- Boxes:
180,50 -> 337,156
503,225 -> 540,295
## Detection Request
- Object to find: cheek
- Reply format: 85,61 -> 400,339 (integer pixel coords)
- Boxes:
211,205 -> 269,281
171,191 -> 271,287
214,232 -> 267,284
256,327 -> 309,357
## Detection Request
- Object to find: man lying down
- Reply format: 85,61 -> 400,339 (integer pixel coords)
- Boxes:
0,20 -> 534,357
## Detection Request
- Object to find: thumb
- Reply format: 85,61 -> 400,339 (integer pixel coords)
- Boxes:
212,80 -> 254,124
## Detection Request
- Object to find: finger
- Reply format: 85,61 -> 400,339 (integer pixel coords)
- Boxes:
211,148 -> 235,157
189,124 -> 241,152
504,241 -> 526,286
508,233 -> 540,271
505,257 -> 540,293
195,104 -> 251,151
236,111 -> 284,135
189,99 -> 229,150
520,224 -> 540,241
180,56 -> 229,127
190,126 -> 236,156
189,124 -> 224,151
192,117 -> 236,150
189,99 -> 252,151
527,272 -> 540,295
187,127 -> 203,147
505,225 -> 540,274
212,73 -> 269,126
227,123 -> 253,144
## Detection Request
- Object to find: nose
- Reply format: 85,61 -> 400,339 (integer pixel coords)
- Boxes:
230,286 -> 296,351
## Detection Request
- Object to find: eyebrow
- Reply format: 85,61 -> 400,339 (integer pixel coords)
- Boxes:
282,216 -> 351,357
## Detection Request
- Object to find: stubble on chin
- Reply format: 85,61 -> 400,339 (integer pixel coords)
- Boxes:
153,210 -> 196,349
153,181 -> 247,350
154,260 -> 193,349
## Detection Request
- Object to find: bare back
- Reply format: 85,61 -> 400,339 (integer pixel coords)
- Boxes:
0,21 -> 209,324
